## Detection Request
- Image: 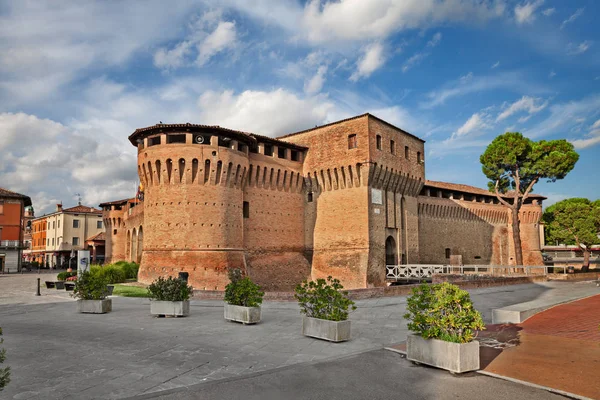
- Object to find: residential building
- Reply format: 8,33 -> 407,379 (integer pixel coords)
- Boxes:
0,187 -> 32,273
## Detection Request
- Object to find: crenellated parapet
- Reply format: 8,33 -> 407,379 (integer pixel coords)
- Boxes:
368,163 -> 423,197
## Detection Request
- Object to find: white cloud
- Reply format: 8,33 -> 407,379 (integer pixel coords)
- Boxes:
571,118 -> 600,149
496,95 -> 548,122
548,70 -> 556,78
197,88 -> 333,136
350,42 -> 386,81
561,8 -> 584,30
153,41 -> 193,69
541,8 -> 555,16
427,32 -> 442,47
197,21 -> 237,66
402,52 -> 428,73
300,0 -> 505,43
514,0 -> 545,24
304,65 -> 328,94
567,41 -> 592,55
455,113 -> 490,137
491,61 -> 500,69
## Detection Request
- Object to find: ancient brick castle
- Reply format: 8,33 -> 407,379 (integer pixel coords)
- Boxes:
100,114 -> 544,291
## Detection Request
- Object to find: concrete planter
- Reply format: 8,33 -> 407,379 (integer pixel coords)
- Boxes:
224,304 -> 261,324
406,334 -> 479,373
302,316 -> 351,342
150,300 -> 190,317
77,299 -> 112,314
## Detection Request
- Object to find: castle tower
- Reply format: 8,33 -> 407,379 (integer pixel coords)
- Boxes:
130,125 -> 252,289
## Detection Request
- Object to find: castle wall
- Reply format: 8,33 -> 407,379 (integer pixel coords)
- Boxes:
508,202 -> 544,266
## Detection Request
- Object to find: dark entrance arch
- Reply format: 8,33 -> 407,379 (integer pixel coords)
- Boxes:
385,236 -> 398,265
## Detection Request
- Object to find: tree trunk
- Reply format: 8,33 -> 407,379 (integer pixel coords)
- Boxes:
582,249 -> 590,272
511,206 -> 524,266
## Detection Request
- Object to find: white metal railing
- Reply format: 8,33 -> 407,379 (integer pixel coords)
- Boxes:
386,264 -> 557,280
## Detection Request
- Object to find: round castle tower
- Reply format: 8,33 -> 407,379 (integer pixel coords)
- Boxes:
130,124 -> 253,290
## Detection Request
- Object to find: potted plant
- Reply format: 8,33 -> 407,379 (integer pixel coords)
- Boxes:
72,271 -> 112,314
403,282 -> 485,374
224,269 -> 264,324
294,276 -> 356,342
148,276 -> 193,317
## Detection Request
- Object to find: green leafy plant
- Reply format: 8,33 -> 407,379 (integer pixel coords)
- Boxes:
294,276 -> 356,322
148,277 -> 193,301
114,261 -> 140,280
0,327 -> 9,390
57,271 -> 77,281
404,283 -> 484,344
72,271 -> 109,300
224,269 -> 264,307
95,265 -> 127,284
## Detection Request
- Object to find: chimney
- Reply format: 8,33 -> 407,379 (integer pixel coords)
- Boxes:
56,203 -> 63,212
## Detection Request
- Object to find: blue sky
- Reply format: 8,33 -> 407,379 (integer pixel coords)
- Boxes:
0,0 -> 598,214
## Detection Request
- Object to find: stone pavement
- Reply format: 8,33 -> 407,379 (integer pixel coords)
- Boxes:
480,294 -> 600,399
0,274 -> 597,399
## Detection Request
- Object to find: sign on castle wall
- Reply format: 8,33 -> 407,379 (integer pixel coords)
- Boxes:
371,188 -> 383,205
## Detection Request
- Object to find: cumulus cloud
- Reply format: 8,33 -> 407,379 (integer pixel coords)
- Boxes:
350,42 -> 386,81
196,21 -> 237,65
560,8 -> 584,30
496,96 -> 548,122
153,41 -> 193,69
567,41 -> 592,55
197,88 -> 333,135
300,0 -> 505,43
514,0 -> 545,24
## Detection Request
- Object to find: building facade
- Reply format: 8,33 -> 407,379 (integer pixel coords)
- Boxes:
101,114 -> 545,290
0,188 -> 32,273
30,203 -> 105,268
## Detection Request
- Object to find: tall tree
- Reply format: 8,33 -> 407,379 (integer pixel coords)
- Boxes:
543,198 -> 600,272
480,133 -> 578,266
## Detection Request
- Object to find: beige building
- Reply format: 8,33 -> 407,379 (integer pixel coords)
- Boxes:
33,203 -> 104,268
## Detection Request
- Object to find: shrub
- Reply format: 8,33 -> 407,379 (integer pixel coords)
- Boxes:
72,271 -> 109,301
224,269 -> 264,307
148,277 -> 193,302
403,282 -> 485,344
0,327 -> 9,390
89,265 -> 102,276
294,276 -> 356,322
96,265 -> 127,284
116,262 -> 139,280
57,271 -> 77,281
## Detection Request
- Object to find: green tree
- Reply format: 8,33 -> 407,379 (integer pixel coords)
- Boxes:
480,132 -> 578,265
543,198 -> 600,272
0,327 -> 10,390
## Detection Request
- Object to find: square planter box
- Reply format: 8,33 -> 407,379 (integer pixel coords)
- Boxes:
55,281 -> 65,290
224,304 -> 261,324
77,299 -> 112,314
150,300 -> 190,317
302,316 -> 351,342
406,334 -> 479,374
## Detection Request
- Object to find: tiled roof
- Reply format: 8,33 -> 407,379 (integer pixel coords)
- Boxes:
99,198 -> 135,207
62,205 -> 102,214
276,113 -> 426,143
86,232 -> 105,242
424,180 -> 546,199
0,187 -> 32,205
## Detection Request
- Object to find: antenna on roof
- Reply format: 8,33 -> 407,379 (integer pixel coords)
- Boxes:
74,193 -> 82,205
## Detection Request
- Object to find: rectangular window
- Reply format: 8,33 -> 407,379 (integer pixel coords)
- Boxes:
417,151 -> 422,163
348,134 -> 357,149
445,248 -> 451,259
73,219 -> 80,228
52,238 -> 55,246
72,237 -> 79,246
148,136 -> 161,146
290,150 -> 299,161
58,220 -> 60,229
243,201 -> 250,218
390,140 -> 395,155
307,192 -> 313,202
167,134 -> 186,144
264,144 -> 274,156
47,239 -> 50,246
376,135 -> 382,150
52,221 -> 55,229
277,147 -> 286,159
97,221 -> 102,229
237,142 -> 246,152
405,146 -> 409,159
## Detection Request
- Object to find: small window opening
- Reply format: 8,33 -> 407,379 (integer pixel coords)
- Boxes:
348,134 -> 357,149
264,144 -> 274,156
167,134 -> 186,144
404,146 -> 409,159
390,140 -> 395,155
149,136 -> 161,146
445,248 -> 451,259
417,151 -> 422,163
308,192 -> 313,202
290,150 -> 299,161
376,135 -> 382,150
237,142 -> 246,152
474,256 -> 482,260
243,201 -> 250,218
278,147 -> 286,159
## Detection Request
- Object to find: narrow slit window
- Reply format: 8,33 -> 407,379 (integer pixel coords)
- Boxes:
307,192 -> 313,202
405,146 -> 409,159
243,201 -> 250,218
390,140 -> 395,155
376,135 -> 382,150
348,134 -> 357,149
417,151 -> 422,163
445,248 -> 451,259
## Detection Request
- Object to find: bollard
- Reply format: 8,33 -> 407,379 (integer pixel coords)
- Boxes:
36,278 -> 41,296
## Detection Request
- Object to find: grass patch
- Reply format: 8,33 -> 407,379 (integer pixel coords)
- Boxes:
112,284 -> 149,298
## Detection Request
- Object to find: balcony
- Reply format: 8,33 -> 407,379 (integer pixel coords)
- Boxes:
0,240 -> 28,249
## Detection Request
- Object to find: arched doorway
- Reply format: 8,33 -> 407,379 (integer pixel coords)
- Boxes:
385,236 -> 398,265
136,226 -> 143,264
